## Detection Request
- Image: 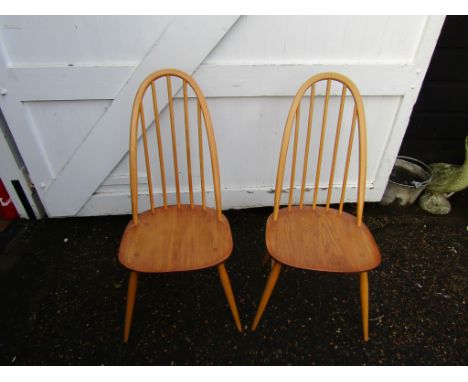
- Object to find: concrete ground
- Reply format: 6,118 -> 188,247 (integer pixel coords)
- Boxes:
0,191 -> 466,365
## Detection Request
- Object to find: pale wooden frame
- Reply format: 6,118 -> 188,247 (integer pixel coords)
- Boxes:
272,72 -> 367,226
129,68 -> 223,224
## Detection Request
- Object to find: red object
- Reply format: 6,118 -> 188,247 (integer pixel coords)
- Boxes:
0,179 -> 19,220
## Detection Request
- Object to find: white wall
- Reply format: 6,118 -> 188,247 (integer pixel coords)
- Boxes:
0,16 -> 444,217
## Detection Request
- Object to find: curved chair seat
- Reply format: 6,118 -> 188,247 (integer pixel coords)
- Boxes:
266,206 -> 381,273
119,205 -> 233,273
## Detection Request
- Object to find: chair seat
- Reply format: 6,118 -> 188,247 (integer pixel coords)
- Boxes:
266,206 -> 381,273
119,205 -> 233,273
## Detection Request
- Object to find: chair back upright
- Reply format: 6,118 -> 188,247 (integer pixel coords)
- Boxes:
129,69 -> 223,224
273,72 -> 368,226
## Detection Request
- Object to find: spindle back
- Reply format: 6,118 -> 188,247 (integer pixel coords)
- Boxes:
129,69 -> 222,224
272,72 -> 367,226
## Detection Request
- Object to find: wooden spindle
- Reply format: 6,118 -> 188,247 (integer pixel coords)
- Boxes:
299,84 -> 316,208
288,105 -> 301,209
356,99 -> 367,227
150,82 -> 167,209
312,79 -> 332,209
183,81 -> 194,208
200,105 -> 223,220
139,104 -> 155,212
130,110 -> 139,225
197,100 -> 206,209
166,76 -> 181,207
339,106 -> 357,214
326,84 -> 347,210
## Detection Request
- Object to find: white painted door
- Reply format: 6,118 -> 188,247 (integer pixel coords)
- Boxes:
0,16 -> 444,217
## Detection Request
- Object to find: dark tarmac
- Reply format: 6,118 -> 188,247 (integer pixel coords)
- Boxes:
0,192 -> 466,365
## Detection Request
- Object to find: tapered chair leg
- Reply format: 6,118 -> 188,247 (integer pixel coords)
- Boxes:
123,271 -> 139,343
251,261 -> 282,331
218,263 -> 243,332
360,272 -> 369,342
260,253 -> 276,270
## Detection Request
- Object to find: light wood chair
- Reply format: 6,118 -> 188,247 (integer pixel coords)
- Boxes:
251,72 -> 381,341
118,68 -> 242,342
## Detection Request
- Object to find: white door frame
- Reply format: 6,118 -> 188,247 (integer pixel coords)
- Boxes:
0,113 -> 42,219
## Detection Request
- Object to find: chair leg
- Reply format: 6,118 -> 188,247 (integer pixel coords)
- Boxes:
251,261 -> 282,331
260,252 -> 275,271
123,271 -> 138,343
360,272 -> 369,342
218,263 -> 243,332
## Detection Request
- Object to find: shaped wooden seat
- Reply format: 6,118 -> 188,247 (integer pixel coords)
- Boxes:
266,206 -> 380,273
252,72 -> 381,341
119,205 -> 232,273
119,69 -> 242,342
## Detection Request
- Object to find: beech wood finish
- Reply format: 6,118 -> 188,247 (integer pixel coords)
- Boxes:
118,69 -> 241,342
266,206 -> 380,273
252,72 -> 381,341
119,206 -> 233,273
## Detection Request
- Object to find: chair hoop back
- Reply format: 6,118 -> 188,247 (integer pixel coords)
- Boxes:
272,72 -> 367,226
129,69 -> 222,224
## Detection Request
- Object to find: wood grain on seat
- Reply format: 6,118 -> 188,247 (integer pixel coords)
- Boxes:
266,206 -> 381,273
119,205 -> 233,273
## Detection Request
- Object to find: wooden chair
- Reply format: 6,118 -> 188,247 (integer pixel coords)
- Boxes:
118,69 -> 242,342
251,72 -> 381,341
